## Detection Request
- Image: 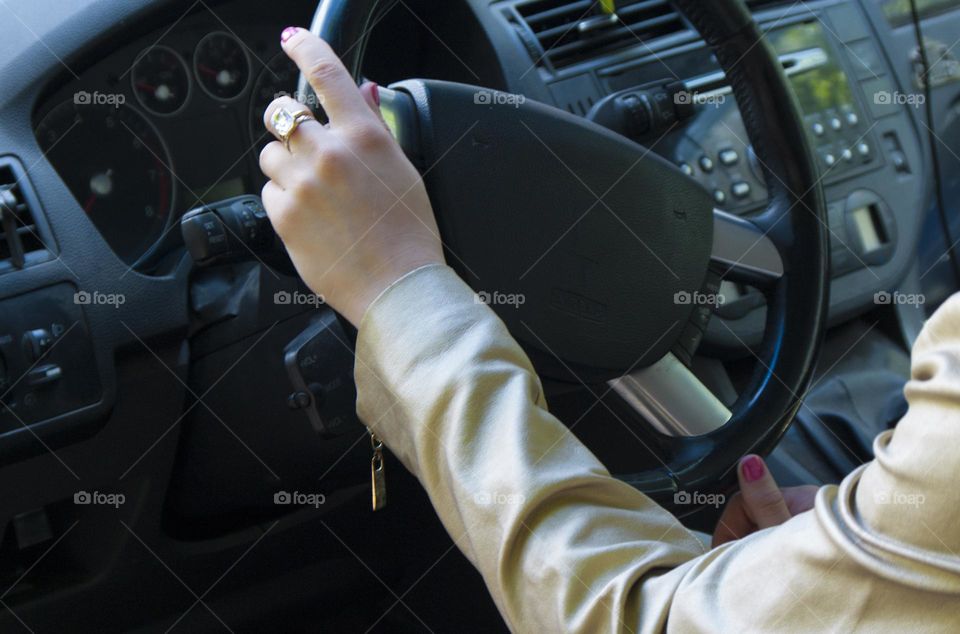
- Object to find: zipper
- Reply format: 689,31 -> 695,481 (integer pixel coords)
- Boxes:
370,430 -> 386,511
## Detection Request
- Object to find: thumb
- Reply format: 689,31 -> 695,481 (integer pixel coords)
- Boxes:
738,455 -> 791,529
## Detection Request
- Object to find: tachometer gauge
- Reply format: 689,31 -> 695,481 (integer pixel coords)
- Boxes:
35,101 -> 175,264
248,52 -> 299,155
194,31 -> 251,101
131,45 -> 190,116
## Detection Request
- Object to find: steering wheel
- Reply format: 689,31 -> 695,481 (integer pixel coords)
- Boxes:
301,0 -> 829,511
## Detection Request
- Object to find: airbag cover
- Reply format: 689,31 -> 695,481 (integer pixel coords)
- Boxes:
394,80 -> 713,380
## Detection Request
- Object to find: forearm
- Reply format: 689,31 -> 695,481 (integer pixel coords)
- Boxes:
354,264 -> 704,632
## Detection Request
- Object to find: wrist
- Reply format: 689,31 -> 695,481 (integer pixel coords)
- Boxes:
330,255 -> 446,327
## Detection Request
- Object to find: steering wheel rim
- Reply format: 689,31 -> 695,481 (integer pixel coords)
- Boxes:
303,0 -> 830,510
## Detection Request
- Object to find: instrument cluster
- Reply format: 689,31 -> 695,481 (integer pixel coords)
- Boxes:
33,26 -> 298,268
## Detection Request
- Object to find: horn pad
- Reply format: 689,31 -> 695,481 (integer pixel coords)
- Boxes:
394,80 -> 714,381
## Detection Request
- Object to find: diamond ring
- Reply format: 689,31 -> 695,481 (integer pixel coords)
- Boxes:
270,107 -> 315,152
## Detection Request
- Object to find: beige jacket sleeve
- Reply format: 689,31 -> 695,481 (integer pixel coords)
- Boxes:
354,264 -> 960,633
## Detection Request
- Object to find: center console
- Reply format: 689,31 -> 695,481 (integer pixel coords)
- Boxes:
668,15 -> 901,281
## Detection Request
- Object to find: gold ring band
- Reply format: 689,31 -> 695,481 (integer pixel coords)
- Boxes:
271,107 -> 315,151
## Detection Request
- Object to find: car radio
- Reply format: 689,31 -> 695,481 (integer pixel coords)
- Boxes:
667,19 -> 880,215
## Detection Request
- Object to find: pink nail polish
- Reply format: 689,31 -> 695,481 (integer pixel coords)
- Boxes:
371,83 -> 380,106
281,26 -> 299,43
741,455 -> 765,482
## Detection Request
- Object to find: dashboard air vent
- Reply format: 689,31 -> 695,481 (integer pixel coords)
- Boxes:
515,0 -> 686,70
0,160 -> 48,272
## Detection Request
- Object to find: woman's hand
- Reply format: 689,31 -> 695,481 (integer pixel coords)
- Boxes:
712,455 -> 819,547
259,27 -> 444,326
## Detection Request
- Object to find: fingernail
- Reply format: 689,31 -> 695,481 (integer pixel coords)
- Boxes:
371,82 -> 381,106
281,26 -> 299,43
741,455 -> 765,482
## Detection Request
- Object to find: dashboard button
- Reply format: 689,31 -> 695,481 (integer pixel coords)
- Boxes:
892,152 -> 907,171
22,329 -> 54,361
181,211 -> 229,263
846,112 -> 859,126
713,189 -> 726,205
679,162 -> 693,176
287,391 -> 313,410
26,364 -> 62,387
841,148 -> 854,162
699,156 -> 714,172
718,149 -> 739,166
823,152 -> 836,167
857,142 -> 871,157
731,182 -> 751,199
829,117 -> 843,131
812,122 -> 825,136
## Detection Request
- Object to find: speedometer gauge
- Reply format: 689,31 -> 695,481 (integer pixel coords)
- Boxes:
194,31 -> 251,101
131,45 -> 190,116
35,101 -> 175,264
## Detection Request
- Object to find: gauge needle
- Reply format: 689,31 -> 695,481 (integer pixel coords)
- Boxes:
87,169 -> 114,215
198,63 -> 236,87
217,70 -> 236,87
137,82 -> 176,102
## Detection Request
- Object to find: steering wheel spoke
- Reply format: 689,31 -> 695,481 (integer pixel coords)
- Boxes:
610,353 -> 731,437
711,208 -> 783,287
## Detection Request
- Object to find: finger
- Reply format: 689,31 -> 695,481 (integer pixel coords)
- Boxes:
782,485 -> 819,516
359,82 -> 391,134
711,493 -> 755,548
280,27 -> 371,126
259,141 -> 292,187
264,95 -> 325,152
359,81 -> 390,128
738,455 -> 792,529
261,180 -> 288,225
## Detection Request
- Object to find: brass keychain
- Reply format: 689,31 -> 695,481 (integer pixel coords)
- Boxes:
370,430 -> 386,511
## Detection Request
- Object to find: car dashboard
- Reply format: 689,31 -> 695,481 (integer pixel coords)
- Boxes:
24,0 -> 948,337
